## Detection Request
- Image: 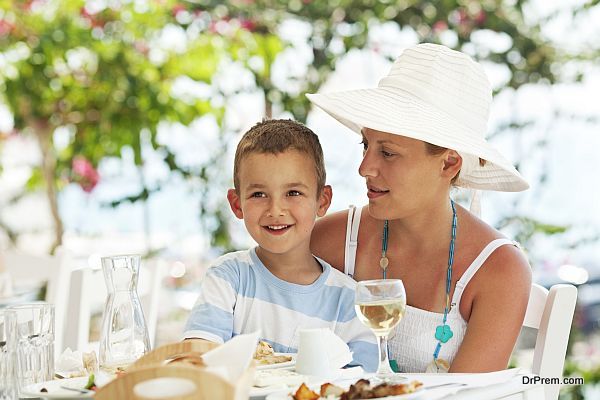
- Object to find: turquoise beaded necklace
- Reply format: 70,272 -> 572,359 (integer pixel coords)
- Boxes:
380,200 -> 457,372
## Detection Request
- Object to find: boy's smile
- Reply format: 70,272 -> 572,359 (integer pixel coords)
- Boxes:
227,150 -> 331,264
263,224 -> 292,234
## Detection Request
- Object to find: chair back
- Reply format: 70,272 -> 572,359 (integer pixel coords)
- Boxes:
523,283 -> 577,400
2,249 -> 72,354
65,257 -> 166,352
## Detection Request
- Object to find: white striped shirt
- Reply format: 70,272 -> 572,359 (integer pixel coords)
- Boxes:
183,248 -> 378,372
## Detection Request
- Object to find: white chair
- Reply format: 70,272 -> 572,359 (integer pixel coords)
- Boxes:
2,249 -> 72,355
66,257 -> 166,352
523,283 -> 578,400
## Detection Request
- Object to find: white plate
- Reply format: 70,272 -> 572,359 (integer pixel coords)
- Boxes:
250,369 -> 318,399
21,377 -> 95,399
256,353 -> 296,370
265,383 -> 425,400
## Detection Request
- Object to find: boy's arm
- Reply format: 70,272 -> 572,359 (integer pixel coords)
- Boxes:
344,320 -> 379,373
331,282 -> 379,372
182,263 -> 239,343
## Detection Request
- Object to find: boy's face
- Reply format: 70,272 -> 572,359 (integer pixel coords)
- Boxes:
227,150 -> 332,257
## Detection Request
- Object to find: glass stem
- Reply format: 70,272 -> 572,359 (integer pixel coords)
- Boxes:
377,334 -> 394,376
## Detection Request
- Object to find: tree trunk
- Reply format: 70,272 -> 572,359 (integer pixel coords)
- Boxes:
35,124 -> 63,254
265,98 -> 272,119
138,165 -> 152,255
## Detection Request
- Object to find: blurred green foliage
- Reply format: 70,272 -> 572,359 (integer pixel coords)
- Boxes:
561,359 -> 600,399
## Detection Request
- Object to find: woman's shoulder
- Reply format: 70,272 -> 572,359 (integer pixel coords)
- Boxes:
311,208 -> 353,271
456,208 -> 531,325
459,208 -> 531,292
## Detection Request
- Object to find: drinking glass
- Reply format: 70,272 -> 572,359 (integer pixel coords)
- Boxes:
0,309 -> 16,400
355,279 -> 406,381
6,302 -> 54,395
99,255 -> 150,373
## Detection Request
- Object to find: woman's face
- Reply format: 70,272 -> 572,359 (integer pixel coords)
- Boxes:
358,128 -> 449,220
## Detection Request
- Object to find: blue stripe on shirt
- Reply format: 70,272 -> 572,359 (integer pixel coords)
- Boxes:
215,249 -> 359,323
183,248 -> 378,371
348,340 -> 379,373
185,302 -> 233,342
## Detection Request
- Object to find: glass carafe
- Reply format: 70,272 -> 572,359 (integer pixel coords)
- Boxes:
99,255 -> 150,373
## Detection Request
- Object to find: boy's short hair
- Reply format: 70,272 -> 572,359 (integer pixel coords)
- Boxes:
233,119 -> 326,194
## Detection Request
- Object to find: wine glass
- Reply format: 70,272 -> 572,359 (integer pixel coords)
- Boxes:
355,279 -> 406,381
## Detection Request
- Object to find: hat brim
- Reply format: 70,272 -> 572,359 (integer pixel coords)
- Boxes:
307,87 -> 529,192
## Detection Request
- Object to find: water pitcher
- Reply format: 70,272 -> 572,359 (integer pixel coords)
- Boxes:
99,255 -> 150,372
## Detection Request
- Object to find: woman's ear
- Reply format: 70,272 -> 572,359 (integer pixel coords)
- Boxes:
227,189 -> 244,219
442,150 -> 462,180
317,185 -> 333,217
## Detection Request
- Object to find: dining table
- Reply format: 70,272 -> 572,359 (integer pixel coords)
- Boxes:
396,372 -> 545,400
15,367 -> 547,400
14,332 -> 549,400
251,368 -> 546,400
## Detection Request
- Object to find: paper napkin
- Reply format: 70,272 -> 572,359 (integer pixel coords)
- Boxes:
55,348 -> 85,375
201,331 -> 260,383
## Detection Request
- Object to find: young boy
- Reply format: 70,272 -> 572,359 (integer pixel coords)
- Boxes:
183,119 -> 377,371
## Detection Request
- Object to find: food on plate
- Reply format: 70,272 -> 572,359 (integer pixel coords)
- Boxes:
291,379 -> 423,400
292,383 -> 320,400
253,341 -> 293,365
82,351 -> 98,374
38,374 -> 98,394
254,340 -> 273,358
341,379 -> 422,400
320,383 -> 345,397
55,348 -> 99,378
166,352 -> 205,367
84,374 -> 97,391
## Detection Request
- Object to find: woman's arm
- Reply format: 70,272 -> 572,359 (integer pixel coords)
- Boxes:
449,245 -> 532,372
310,209 -> 350,273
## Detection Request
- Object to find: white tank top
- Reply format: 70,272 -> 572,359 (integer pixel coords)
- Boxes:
344,205 -> 517,373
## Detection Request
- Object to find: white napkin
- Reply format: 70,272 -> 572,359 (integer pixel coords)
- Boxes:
55,348 -> 85,375
323,330 -> 353,369
201,331 -> 260,383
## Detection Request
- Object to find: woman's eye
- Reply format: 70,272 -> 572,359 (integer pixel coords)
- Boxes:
381,150 -> 395,158
287,190 -> 301,196
360,140 -> 368,151
251,192 -> 266,198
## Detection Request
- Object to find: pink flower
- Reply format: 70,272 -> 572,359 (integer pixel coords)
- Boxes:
72,156 -> 99,193
433,20 -> 448,32
238,18 -> 256,32
0,19 -> 14,36
475,10 -> 487,25
172,4 -> 186,17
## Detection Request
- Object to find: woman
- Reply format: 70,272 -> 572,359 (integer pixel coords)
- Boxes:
307,43 -> 532,373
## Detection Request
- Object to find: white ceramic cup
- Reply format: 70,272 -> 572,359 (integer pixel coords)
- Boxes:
295,329 -> 333,378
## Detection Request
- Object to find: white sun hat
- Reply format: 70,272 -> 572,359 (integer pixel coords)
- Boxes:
306,43 -> 529,192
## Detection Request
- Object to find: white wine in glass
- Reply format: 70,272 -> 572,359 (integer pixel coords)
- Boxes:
355,279 -> 406,380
